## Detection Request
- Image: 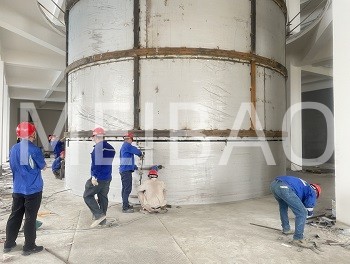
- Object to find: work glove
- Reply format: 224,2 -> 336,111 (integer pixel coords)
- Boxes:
307,209 -> 313,218
91,176 -> 98,186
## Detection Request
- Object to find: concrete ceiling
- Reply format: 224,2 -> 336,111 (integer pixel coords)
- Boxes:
0,0 -> 66,106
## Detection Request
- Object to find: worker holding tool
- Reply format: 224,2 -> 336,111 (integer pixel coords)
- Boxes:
4,122 -> 46,256
83,127 -> 116,227
270,175 -> 321,248
138,166 -> 167,214
51,150 -> 65,179
119,132 -> 143,213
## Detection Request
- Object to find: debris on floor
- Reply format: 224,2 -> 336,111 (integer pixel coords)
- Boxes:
307,213 -> 336,228
2,253 -> 15,262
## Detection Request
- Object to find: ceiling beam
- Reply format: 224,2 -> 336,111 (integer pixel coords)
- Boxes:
3,49 -> 65,71
0,21 -> 65,56
301,65 -> 333,77
0,5 -> 65,55
9,87 -> 65,102
43,71 -> 64,97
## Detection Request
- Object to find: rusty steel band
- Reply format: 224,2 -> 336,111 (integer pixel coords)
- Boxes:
65,129 -> 286,139
65,48 -> 288,78
65,0 -> 287,20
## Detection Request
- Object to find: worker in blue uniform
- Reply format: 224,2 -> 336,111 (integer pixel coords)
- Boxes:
83,127 -> 115,227
3,122 -> 47,256
270,176 -> 321,247
119,132 -> 143,213
49,134 -> 64,158
52,150 -> 65,179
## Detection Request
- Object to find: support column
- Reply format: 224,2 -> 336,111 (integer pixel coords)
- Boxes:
285,1 -> 302,171
0,60 -> 4,169
0,60 -> 10,167
286,60 -> 302,171
334,0 -> 350,225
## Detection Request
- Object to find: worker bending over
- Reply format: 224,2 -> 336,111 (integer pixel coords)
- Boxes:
49,135 -> 64,158
270,176 -> 321,248
52,150 -> 65,179
138,167 -> 167,214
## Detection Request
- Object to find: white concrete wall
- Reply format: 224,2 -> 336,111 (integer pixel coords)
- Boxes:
333,0 -> 350,225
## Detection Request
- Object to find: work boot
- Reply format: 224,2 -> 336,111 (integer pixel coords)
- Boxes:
98,219 -> 107,227
90,215 -> 106,228
282,229 -> 293,235
122,208 -> 134,213
291,239 -> 314,249
22,245 -> 44,256
3,242 -> 17,253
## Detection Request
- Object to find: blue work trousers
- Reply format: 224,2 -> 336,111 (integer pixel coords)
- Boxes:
270,179 -> 307,240
120,171 -> 133,210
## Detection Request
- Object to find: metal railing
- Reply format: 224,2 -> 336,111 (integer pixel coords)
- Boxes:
37,0 -> 66,34
286,0 -> 330,37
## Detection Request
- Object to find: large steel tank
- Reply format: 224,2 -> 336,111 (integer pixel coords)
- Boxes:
65,0 -> 287,204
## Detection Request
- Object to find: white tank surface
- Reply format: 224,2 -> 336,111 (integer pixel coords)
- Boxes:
65,0 -> 288,205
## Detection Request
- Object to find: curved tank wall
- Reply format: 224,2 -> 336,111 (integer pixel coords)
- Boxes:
65,0 -> 287,205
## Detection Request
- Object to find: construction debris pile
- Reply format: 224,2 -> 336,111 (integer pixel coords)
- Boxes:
306,213 -> 350,251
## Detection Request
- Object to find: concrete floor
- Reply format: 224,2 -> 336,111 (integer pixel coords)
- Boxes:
1,161 -> 350,264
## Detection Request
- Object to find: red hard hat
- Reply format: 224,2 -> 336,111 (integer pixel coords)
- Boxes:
310,183 -> 321,198
16,122 -> 36,138
148,170 -> 158,177
123,132 -> 134,140
93,127 -> 105,136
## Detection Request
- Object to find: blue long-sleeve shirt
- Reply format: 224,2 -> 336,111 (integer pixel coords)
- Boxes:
91,141 -> 116,180
50,140 -> 63,158
276,176 -> 317,211
9,139 -> 46,195
52,157 -> 63,172
119,142 -> 142,173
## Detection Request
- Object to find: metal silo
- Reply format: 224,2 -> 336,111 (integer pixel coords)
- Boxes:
65,0 -> 287,204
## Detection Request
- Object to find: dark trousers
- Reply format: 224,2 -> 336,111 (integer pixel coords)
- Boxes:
83,179 -> 111,219
120,171 -> 133,210
5,192 -> 42,250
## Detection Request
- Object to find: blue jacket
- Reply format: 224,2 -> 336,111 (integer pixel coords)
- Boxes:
276,176 -> 317,212
52,157 -> 63,172
9,140 -> 46,195
91,141 -> 116,180
119,142 -> 142,173
51,140 -> 63,158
